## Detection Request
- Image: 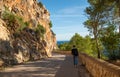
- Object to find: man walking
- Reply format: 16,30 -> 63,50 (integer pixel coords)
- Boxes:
71,45 -> 79,67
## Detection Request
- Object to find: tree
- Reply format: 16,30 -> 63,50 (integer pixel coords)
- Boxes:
103,0 -> 120,59
58,42 -> 70,51
69,33 -> 93,55
111,0 -> 120,34
83,36 -> 93,55
58,33 -> 94,56
105,0 -> 120,33
69,33 -> 84,51
100,24 -> 119,60
84,0 -> 107,58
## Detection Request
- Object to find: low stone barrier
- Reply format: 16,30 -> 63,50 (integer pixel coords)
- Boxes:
79,53 -> 120,77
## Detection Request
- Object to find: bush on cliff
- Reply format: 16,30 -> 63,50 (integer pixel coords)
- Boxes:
35,24 -> 46,38
49,21 -> 52,28
38,2 -> 43,8
2,9 -> 29,33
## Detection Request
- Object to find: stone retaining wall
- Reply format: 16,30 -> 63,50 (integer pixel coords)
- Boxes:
79,53 -> 120,77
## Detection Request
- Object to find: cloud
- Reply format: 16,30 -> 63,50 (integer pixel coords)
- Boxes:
56,31 -> 89,41
51,14 -> 84,18
57,6 -> 85,14
53,24 -> 89,35
56,33 -> 73,41
50,6 -> 86,18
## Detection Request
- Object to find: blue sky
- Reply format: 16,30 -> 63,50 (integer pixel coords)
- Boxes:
39,0 -> 89,41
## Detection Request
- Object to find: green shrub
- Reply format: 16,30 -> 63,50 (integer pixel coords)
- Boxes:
37,24 -> 46,34
2,10 -> 16,28
35,24 -> 46,38
2,10 -> 28,32
49,21 -> 52,28
17,21 -> 29,31
38,2 -> 43,8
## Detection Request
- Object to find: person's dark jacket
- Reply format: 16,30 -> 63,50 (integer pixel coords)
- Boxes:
71,48 -> 78,56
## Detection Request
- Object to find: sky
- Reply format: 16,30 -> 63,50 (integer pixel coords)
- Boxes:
39,0 -> 89,41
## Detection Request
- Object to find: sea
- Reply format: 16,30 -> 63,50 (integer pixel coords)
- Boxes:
57,40 -> 69,45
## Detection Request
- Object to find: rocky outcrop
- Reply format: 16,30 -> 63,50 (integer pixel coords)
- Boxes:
0,0 -> 56,65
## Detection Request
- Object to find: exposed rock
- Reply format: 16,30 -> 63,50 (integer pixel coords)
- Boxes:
0,19 -> 10,41
0,59 -> 4,67
0,0 -> 56,65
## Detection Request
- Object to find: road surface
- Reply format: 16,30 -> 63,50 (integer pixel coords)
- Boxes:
0,53 -> 90,77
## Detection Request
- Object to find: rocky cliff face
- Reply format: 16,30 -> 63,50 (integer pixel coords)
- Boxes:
0,0 -> 56,65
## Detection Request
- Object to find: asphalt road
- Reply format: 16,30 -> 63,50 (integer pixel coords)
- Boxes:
0,53 -> 90,77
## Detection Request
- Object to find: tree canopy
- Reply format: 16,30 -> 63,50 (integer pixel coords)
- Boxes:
84,0 -> 120,60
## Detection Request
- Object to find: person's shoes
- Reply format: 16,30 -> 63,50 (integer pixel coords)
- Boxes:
74,65 -> 77,68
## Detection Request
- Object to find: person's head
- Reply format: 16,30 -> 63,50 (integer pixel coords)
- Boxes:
73,45 -> 76,48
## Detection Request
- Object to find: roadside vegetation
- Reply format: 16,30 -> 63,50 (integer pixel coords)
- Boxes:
58,33 -> 100,58
84,0 -> 120,60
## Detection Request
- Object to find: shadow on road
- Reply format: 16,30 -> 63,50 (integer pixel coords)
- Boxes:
0,53 -> 90,77
0,54 -> 65,77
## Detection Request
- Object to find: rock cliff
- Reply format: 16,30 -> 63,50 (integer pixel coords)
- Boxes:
0,0 -> 56,65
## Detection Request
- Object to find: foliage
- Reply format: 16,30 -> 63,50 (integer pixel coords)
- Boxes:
69,33 -> 85,51
90,38 -> 104,57
58,42 -> 71,51
2,10 -> 16,29
84,0 -> 115,58
70,33 -> 95,56
83,36 -> 95,56
100,24 -> 120,60
38,2 -> 43,8
16,17 -> 29,31
85,0 -> 120,60
2,10 -> 28,33
49,21 -> 52,28
58,33 -> 94,56
35,24 -> 46,38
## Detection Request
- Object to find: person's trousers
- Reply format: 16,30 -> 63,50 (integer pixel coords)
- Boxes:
73,56 -> 78,65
